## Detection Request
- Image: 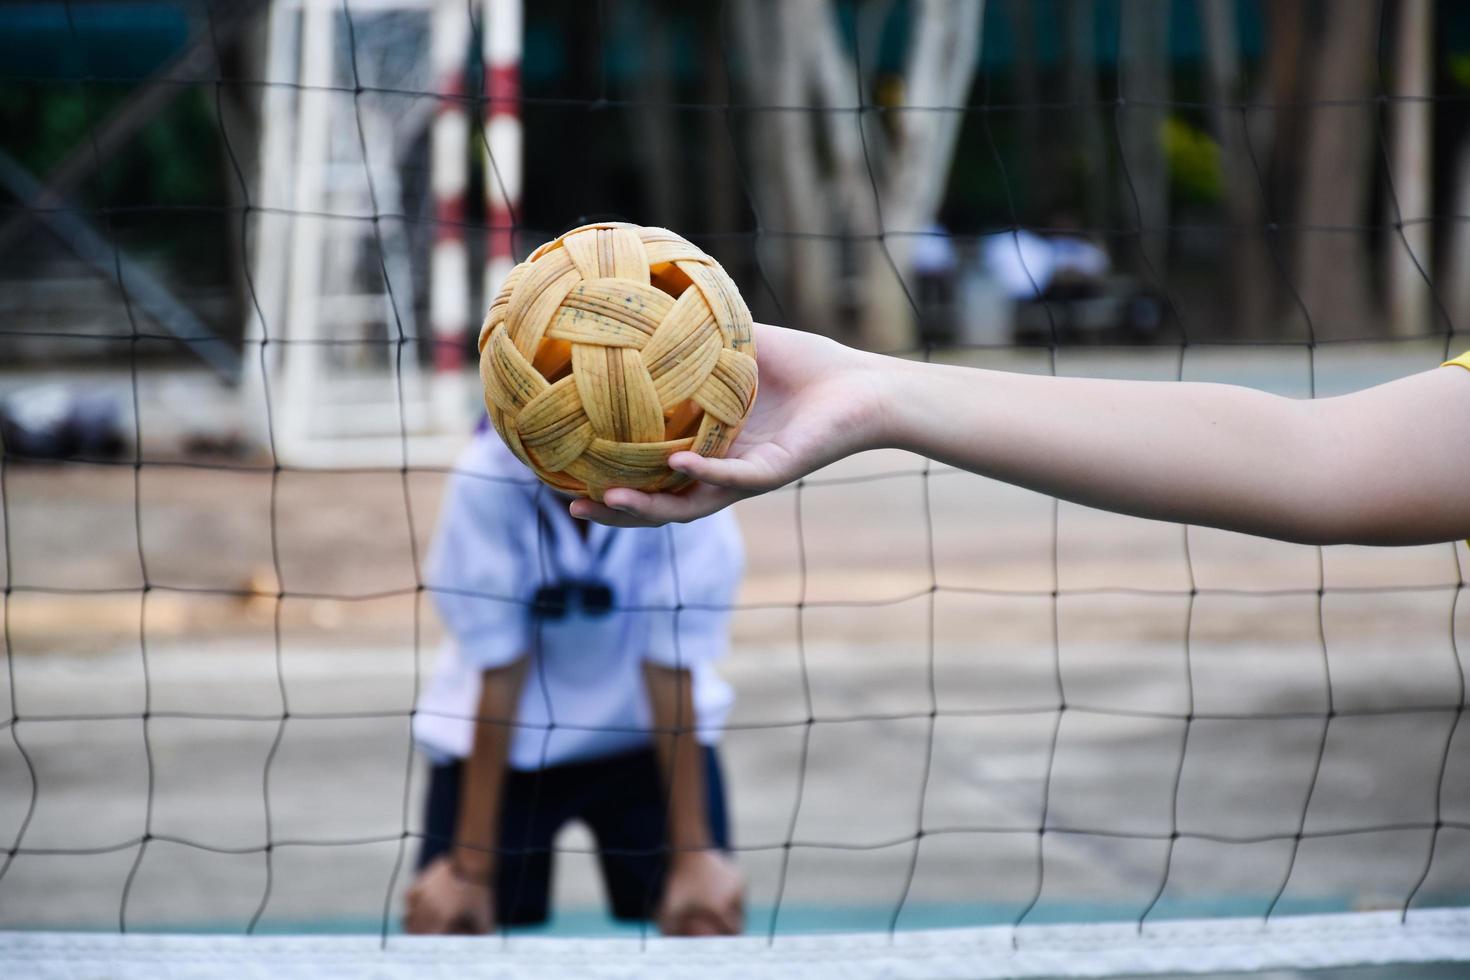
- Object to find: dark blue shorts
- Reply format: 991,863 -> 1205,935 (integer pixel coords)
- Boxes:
416,745 -> 730,925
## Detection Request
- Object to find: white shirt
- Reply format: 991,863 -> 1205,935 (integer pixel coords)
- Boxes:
982,230 -> 1110,298
412,434 -> 743,771
911,221 -> 957,276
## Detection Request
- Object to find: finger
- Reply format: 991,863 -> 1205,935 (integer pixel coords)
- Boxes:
570,479 -> 746,526
598,484 -> 743,524
659,907 -> 696,937
404,905 -> 440,935
567,497 -> 663,528
568,464 -> 756,527
466,903 -> 495,935
717,897 -> 744,935
654,899 -> 680,936
402,893 -> 424,934
665,452 -> 773,491
678,909 -> 732,937
684,915 -> 721,937
451,914 -> 491,936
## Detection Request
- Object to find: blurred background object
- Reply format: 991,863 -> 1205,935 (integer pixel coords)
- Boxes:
3,0 -> 1468,462
3,2 -> 1470,971
0,385 -> 125,460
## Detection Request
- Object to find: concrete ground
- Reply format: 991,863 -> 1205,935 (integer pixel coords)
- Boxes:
1,345 -> 1468,978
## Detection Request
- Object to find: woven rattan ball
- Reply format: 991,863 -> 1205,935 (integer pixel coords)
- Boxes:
478,222 -> 758,501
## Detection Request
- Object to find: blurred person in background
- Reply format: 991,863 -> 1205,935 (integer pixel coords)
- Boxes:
912,220 -> 958,345
404,423 -> 746,936
980,225 -> 1109,302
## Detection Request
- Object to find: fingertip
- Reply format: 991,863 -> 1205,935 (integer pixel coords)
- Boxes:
669,452 -> 752,491
600,487 -> 646,511
666,451 -> 702,473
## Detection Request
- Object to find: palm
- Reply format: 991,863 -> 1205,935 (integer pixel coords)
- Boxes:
726,367 -> 854,487
575,323 -> 878,526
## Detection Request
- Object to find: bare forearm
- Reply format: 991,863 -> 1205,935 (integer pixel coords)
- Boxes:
871,357 -> 1470,546
643,664 -> 712,854
453,660 -> 527,880
877,360 -> 1322,538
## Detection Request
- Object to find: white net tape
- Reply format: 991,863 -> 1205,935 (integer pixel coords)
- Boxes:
5,1 -> 1470,973
5,909 -> 1470,980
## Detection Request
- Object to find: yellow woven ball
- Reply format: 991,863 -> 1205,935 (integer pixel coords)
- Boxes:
478,222 -> 758,501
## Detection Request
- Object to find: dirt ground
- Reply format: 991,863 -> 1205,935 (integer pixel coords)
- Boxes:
2,345 -> 1468,949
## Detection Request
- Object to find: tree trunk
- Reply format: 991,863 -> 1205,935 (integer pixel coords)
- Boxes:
700,4 -> 738,276
856,0 -> 984,352
1248,0 -> 1308,339
775,0 -> 843,336
731,0 -> 982,348
1006,0 -> 1040,196
1445,137 -> 1470,338
629,2 -> 679,229
1385,0 -> 1433,337
1294,2 -> 1378,341
1117,0 -> 1171,283
1065,0 -> 1108,231
1200,0 -> 1273,339
1260,0 -> 1305,204
730,0 -> 820,332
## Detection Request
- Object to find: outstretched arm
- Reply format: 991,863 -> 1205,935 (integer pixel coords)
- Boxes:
571,323 -> 1470,546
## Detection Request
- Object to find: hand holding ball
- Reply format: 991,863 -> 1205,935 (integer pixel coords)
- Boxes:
478,223 -> 758,501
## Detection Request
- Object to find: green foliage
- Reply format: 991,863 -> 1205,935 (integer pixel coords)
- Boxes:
1449,53 -> 1470,91
0,85 -> 99,177
1161,115 -> 1221,206
0,83 -> 224,206
132,89 -> 222,206
0,81 -> 231,282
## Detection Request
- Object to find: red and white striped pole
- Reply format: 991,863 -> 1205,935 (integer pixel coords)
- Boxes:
430,0 -> 471,397
482,0 -> 522,307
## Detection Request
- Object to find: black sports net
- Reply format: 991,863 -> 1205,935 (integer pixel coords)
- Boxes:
1,0 -> 1468,954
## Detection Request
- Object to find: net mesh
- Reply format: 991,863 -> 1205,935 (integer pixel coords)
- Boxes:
1,0 -> 1469,974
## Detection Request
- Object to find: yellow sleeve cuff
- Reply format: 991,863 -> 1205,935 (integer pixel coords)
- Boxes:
1443,352 -> 1470,372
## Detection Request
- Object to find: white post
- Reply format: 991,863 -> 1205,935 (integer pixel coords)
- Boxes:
482,0 -> 522,310
281,0 -> 336,456
243,0 -> 302,454
430,0 -> 472,423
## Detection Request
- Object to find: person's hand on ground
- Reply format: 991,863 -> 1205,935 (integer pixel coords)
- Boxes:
571,322 -> 887,527
656,850 -> 745,936
403,856 -> 496,935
